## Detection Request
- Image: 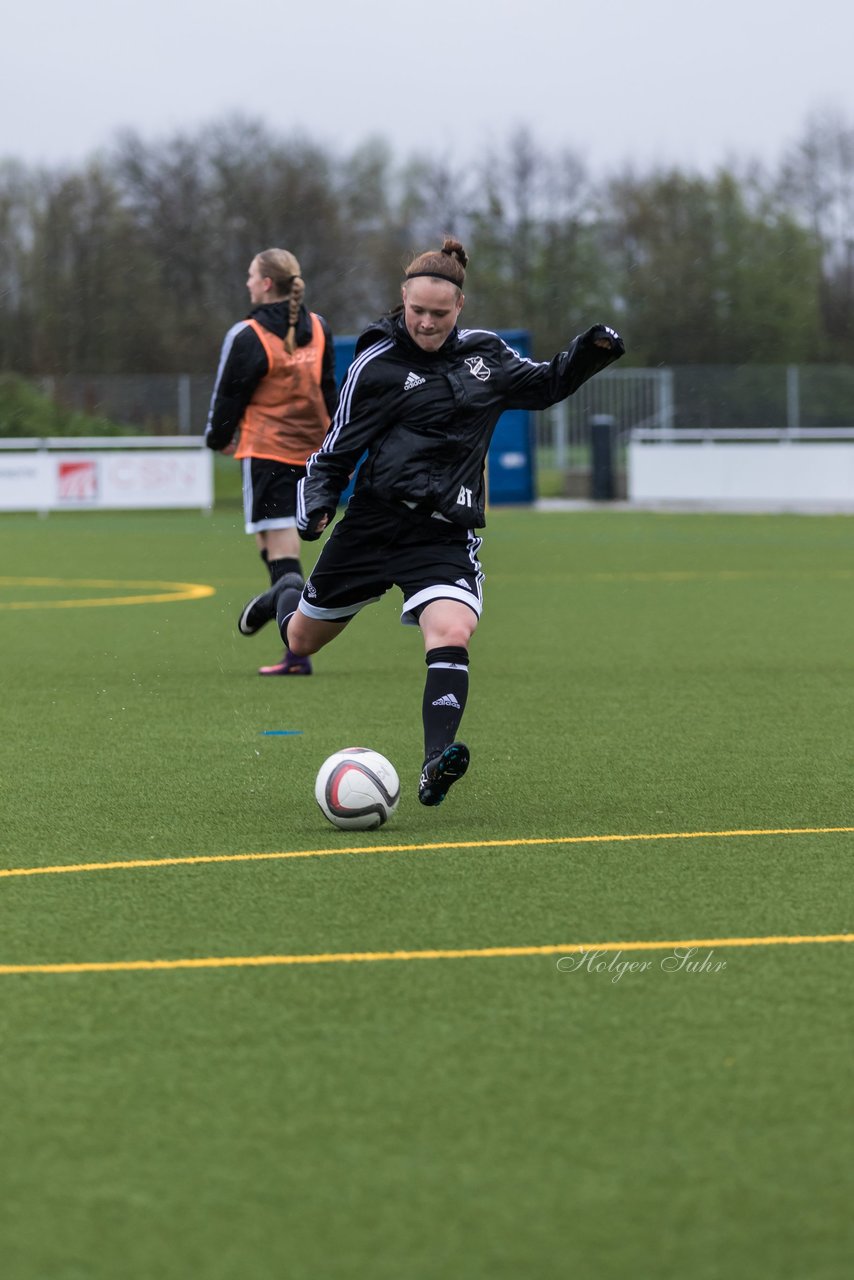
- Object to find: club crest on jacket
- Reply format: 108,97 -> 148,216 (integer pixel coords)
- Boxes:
464,356 -> 490,381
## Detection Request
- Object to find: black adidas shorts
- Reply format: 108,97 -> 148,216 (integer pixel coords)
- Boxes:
242,457 -> 306,533
300,493 -> 484,627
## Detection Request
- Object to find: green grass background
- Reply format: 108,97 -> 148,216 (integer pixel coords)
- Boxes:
1,496 -> 853,1279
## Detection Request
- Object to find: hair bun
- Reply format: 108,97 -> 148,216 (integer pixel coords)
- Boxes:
441,237 -> 469,269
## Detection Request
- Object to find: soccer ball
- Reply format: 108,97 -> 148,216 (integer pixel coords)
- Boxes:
315,747 -> 401,830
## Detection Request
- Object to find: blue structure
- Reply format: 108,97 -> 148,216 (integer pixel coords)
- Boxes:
332,329 -> 535,508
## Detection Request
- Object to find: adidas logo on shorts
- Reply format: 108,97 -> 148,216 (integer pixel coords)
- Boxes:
404,371 -> 426,391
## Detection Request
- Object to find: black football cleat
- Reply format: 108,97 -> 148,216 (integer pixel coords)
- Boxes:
238,572 -> 303,636
418,742 -> 470,807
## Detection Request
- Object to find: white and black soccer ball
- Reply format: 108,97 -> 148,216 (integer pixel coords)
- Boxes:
315,747 -> 401,830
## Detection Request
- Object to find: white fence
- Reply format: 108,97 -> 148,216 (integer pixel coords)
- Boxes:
628,428 -> 854,510
0,437 -> 213,513
536,368 -> 669,467
535,363 -> 854,466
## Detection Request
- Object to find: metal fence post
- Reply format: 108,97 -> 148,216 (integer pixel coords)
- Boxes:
554,400 -> 568,472
786,365 -> 800,435
178,375 -> 191,434
590,413 -> 616,500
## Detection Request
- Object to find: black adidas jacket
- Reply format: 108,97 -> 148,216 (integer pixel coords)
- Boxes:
297,313 -> 624,531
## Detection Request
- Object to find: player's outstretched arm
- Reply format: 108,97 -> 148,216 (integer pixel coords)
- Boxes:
501,322 -> 626,409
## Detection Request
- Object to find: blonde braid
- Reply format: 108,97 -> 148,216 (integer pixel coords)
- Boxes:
284,276 -> 306,354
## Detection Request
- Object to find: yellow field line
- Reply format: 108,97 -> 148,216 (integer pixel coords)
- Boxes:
3,825 -> 852,880
2,933 -> 853,977
3,567 -> 853,610
0,577 -> 215,608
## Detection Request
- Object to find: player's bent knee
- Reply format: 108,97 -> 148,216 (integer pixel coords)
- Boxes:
284,617 -> 315,656
422,616 -> 478,650
287,613 -> 349,656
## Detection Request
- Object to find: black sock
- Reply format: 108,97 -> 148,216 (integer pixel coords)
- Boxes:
277,590 -> 304,647
268,556 -> 302,586
422,646 -> 469,762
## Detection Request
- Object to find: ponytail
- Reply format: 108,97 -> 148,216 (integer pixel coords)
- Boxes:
284,275 -> 306,354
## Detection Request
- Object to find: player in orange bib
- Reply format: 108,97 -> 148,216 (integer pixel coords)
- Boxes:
205,248 -> 338,675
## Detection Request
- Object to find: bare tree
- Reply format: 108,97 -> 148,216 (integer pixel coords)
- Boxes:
463,128 -> 611,353
0,161 -> 37,370
778,109 -> 854,356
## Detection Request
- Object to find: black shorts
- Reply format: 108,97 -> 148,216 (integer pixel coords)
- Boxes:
300,493 -> 484,627
242,457 -> 306,533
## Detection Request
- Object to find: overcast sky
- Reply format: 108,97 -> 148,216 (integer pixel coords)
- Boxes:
3,0 -> 852,176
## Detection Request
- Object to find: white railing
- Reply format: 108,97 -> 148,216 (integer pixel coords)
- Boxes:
0,435 -> 206,449
628,428 -> 854,509
631,427 -> 854,442
0,436 -> 213,513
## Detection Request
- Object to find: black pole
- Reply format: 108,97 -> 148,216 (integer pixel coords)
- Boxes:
590,413 -> 616,501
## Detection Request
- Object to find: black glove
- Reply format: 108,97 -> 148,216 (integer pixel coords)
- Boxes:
582,324 -> 625,356
299,508 -> 334,542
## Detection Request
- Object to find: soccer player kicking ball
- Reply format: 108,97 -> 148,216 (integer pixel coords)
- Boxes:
242,237 -> 624,805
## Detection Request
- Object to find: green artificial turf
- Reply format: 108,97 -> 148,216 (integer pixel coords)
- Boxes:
1,506 -> 853,1279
